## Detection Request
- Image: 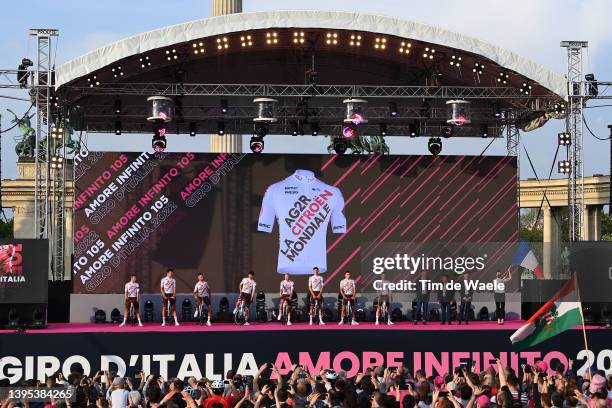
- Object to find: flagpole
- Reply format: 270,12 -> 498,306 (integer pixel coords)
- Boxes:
574,273 -> 592,378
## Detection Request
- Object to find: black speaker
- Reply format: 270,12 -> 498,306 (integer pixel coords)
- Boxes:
0,304 -> 47,329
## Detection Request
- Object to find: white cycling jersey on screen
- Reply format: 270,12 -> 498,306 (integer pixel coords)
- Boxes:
240,278 -> 256,294
258,169 -> 347,275
125,282 -> 139,298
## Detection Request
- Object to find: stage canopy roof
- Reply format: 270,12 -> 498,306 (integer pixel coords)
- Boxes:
55,10 -> 566,136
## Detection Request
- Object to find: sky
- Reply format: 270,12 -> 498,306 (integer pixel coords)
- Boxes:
1,0 -> 611,185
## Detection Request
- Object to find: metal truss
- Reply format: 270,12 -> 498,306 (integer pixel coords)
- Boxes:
65,83 -> 560,101
562,41 -> 587,242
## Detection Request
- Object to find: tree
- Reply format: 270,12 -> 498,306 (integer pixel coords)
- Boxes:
0,218 -> 13,239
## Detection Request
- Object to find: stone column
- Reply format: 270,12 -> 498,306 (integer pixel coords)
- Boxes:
210,0 -> 243,153
582,206 -> 591,241
588,205 -> 602,241
542,205 -> 560,278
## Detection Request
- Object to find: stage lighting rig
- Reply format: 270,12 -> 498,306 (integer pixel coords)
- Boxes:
290,121 -> 299,136
51,126 -> 64,140
217,122 -> 225,136
152,124 -> 167,152
441,125 -> 454,138
250,136 -> 264,153
253,98 -> 278,123
342,124 -> 357,138
558,132 -> 571,146
343,98 -> 368,125
553,103 -> 566,115
446,100 -> 471,126
189,122 -> 197,137
333,137 -> 348,155
379,123 -> 387,137
520,82 -> 532,95
480,124 -> 489,138
50,156 -> 64,170
388,102 -> 398,117
408,122 -> 419,137
428,138 -> 442,156
114,120 -> 122,135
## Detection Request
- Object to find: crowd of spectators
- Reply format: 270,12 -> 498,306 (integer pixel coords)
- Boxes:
2,359 -> 610,408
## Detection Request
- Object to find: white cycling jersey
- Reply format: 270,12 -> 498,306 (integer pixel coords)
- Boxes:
125,282 -> 139,298
258,169 -> 347,275
340,278 -> 356,296
280,280 -> 294,295
160,277 -> 176,294
240,278 -> 256,294
194,281 -> 210,297
309,275 -> 324,292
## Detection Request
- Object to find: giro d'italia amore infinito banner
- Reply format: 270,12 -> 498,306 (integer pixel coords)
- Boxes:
72,151 -> 518,294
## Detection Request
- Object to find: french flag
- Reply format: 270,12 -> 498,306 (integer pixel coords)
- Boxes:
512,241 -> 543,279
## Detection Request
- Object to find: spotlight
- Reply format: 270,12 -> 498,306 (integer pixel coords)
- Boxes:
558,132 -> 571,146
152,124 -> 167,152
220,99 -> 228,114
51,126 -> 64,140
399,41 -> 411,54
374,37 -> 387,50
585,73 -> 598,96
480,123 -> 489,138
216,37 -> 229,50
446,100 -> 471,126
422,47 -> 436,60
333,137 -> 348,155
32,307 -> 46,328
558,160 -> 571,174
253,98 -> 278,123
192,41 -> 205,54
325,32 -> 338,45
240,35 -> 253,47
428,137 -> 442,156
217,121 -> 225,135
497,72 -> 509,84
343,98 -> 368,125
450,55 -> 462,67
520,82 -> 532,95
147,96 -> 174,123
114,120 -> 122,135
165,48 -> 178,61
139,55 -> 152,68
342,124 -> 357,138
266,32 -> 278,45
87,75 -> 100,87
94,309 -> 107,323
349,34 -> 362,47
7,308 -> 19,329
250,136 -> 264,153
189,122 -> 197,137
293,31 -> 306,44
379,123 -> 387,137
290,121 -> 299,136
110,308 -> 122,323
311,122 -> 320,136
111,66 -> 123,78
494,104 -> 502,118
388,102 -> 398,117
50,155 -> 64,169
114,99 -> 122,114
441,125 -> 454,138
408,122 -> 419,137
473,62 -> 485,75
554,103 -> 566,115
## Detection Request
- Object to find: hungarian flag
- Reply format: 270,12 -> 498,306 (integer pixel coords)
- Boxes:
512,241 -> 543,279
510,274 -> 582,351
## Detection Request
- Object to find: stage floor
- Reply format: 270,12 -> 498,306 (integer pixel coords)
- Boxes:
0,321 -> 606,334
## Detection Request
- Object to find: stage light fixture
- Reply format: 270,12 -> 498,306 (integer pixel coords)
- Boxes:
408,122 -> 419,137
554,103 -> 566,115
94,309 -> 107,323
399,41 -> 411,54
250,136 -> 264,153
165,48 -> 178,61
441,125 -> 454,138
325,32 -> 338,45
147,96 -> 174,123
293,31 -> 305,44
374,37 -> 387,50
51,126 -> 64,140
428,137 -> 442,156
342,124 -> 357,138
220,99 -> 228,114
114,99 -> 122,114
50,155 -> 64,169
480,123 -> 489,138
189,122 -> 197,137
494,104 -> 502,118
473,62 -> 485,75
290,121 -> 299,136
114,120 -> 122,135
139,55 -> 151,68
333,137 -> 348,155
379,123 -> 387,137
192,41 -> 205,54
110,308 -> 122,323
558,160 -> 571,174
7,308 -> 19,329
388,102 -> 398,117
343,98 -> 368,125
520,82 -> 532,95
32,307 -> 46,328
111,66 -> 123,79
240,35 -> 253,47
422,47 -> 435,60
349,34 -> 362,47
497,72 -> 509,84
450,55 -> 462,67
558,132 -> 571,146
253,98 -> 278,123
217,121 -> 225,136
87,75 -> 99,87
446,100 -> 471,126
181,299 -> 193,322
152,124 -> 168,152
311,122 -> 320,136
266,32 -> 278,45
216,37 -> 229,50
